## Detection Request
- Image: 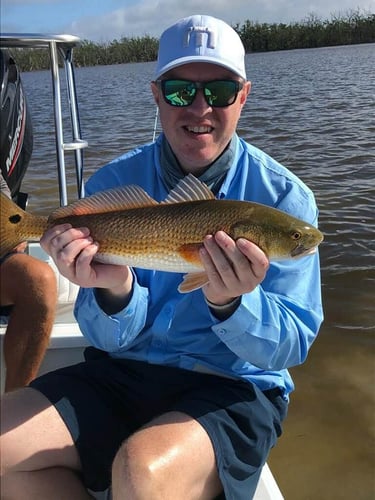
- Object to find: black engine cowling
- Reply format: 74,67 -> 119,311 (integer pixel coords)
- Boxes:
0,48 -> 33,204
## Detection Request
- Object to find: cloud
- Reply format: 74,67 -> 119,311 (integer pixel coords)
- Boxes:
2,0 -> 374,42
68,0 -> 374,41
69,0 -> 242,41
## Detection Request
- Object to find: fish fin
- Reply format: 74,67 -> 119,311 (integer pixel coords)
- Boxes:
0,192 -> 47,258
178,243 -> 203,265
162,174 -> 215,204
50,185 -> 158,219
178,271 -> 209,293
0,193 -> 24,257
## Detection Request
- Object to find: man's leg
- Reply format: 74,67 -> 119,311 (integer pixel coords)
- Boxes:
0,253 -> 57,391
112,411 -> 223,500
0,387 -> 91,499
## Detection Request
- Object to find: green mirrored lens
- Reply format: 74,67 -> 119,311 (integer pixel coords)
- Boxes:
160,80 -> 242,108
204,81 -> 238,106
163,80 -> 196,106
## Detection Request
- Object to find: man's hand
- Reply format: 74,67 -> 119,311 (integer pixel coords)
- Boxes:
40,224 -> 132,295
200,231 -> 269,306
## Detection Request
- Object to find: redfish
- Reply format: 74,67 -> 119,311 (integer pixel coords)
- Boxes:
0,174 -> 323,292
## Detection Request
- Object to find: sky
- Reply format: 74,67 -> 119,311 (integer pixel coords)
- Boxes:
1,0 -> 374,42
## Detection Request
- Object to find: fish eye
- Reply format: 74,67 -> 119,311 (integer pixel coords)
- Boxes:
9,214 -> 22,224
291,231 -> 301,240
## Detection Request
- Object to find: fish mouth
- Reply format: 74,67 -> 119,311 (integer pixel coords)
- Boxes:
291,245 -> 317,258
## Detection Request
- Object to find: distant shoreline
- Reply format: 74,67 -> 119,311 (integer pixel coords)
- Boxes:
7,10 -> 375,72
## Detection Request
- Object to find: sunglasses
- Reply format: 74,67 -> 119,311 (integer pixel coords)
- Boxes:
157,79 -> 244,108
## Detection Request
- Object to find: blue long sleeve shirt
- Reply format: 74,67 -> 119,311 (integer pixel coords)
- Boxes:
75,134 -> 323,398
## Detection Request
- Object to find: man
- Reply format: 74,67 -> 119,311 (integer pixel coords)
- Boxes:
0,15 -> 323,499
0,48 -> 57,392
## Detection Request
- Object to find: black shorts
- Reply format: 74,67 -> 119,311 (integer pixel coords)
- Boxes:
30,351 -> 287,499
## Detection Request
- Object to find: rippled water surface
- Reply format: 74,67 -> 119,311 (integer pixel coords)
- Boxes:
20,43 -> 374,499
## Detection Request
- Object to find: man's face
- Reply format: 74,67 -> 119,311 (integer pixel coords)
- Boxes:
151,63 -> 251,175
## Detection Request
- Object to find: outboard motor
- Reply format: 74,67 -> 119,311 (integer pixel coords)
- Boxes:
0,48 -> 33,206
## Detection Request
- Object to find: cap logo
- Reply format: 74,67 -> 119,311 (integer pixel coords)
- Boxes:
183,25 -> 216,49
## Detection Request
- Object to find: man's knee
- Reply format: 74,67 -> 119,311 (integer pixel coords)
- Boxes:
3,254 -> 57,308
112,436 -> 161,498
111,426 -> 222,500
31,260 -> 57,295
22,258 -> 57,309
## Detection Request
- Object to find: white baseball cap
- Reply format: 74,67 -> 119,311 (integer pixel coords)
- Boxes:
155,15 -> 246,80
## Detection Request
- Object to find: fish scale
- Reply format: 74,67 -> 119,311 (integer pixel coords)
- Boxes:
0,174 -> 323,293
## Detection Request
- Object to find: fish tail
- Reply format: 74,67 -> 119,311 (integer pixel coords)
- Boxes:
0,192 -> 48,258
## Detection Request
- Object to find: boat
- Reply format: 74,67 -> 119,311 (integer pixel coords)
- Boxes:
0,33 -> 284,500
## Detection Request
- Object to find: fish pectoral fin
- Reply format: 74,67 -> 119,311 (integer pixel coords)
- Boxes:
178,272 -> 209,293
178,242 -> 202,264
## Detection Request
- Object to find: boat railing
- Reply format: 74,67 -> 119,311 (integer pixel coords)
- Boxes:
0,33 -> 87,206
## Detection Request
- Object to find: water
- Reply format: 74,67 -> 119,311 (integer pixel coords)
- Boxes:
19,44 -> 374,499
